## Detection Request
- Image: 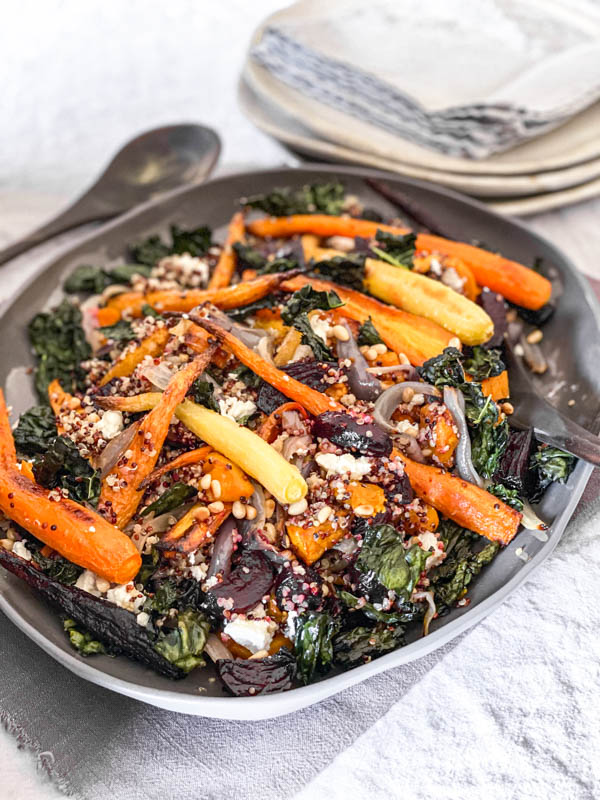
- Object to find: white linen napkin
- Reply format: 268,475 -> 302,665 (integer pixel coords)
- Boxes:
251,0 -> 600,158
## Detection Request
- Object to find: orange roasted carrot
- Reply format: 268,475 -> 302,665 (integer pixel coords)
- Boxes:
0,390 -> 141,583
208,211 -> 245,289
258,402 -> 309,443
98,347 -> 216,528
96,306 -> 122,327
143,446 -> 213,487
99,326 -> 171,386
395,450 -> 521,545
248,215 -> 551,310
187,318 -> 343,416
281,274 -> 453,365
105,272 -> 291,318
158,506 -> 230,554
94,392 -> 160,414
48,379 -> 82,435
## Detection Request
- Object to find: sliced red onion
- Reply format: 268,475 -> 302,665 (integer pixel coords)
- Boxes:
204,633 -> 232,662
366,364 -> 417,379
397,433 -> 426,463
281,409 -> 304,433
93,421 -> 140,478
281,434 -> 313,462
206,308 -> 268,350
207,517 -> 237,580
412,590 -> 436,636
336,322 -> 382,401
373,382 -> 441,433
139,360 -> 174,390
443,386 -> 483,487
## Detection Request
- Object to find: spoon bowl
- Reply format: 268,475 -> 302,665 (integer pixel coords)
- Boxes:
0,123 -> 221,264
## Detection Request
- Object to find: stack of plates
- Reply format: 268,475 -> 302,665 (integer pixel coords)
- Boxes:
239,1 -> 600,216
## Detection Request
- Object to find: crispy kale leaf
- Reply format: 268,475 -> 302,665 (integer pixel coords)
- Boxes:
356,524 -> 429,601
192,378 -> 220,412
333,625 -> 405,668
232,242 -> 299,275
370,230 -> 416,269
64,618 -> 107,656
294,611 -> 340,685
463,346 -> 505,381
312,253 -> 366,291
33,549 -> 83,586
418,347 -> 509,478
154,609 -> 210,673
28,299 -> 91,401
529,445 -> 576,503
33,436 -> 101,506
142,482 -> 198,517
99,319 -> 136,343
429,519 -> 499,611
13,405 -> 57,457
130,225 -> 212,266
146,579 -> 178,615
292,314 -> 333,361
486,483 -> 524,511
280,285 -> 343,324
243,181 -> 345,216
339,590 -> 422,626
64,263 -> 152,294
357,317 -> 384,346
230,365 -> 263,389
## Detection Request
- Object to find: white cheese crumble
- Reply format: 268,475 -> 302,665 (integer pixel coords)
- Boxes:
309,314 -> 333,344
96,410 -> 124,440
395,419 -> 419,437
218,395 -> 257,422
315,451 -> 372,480
75,569 -> 102,597
12,540 -> 32,561
223,617 -> 277,654
105,583 -> 146,613
136,611 -> 150,627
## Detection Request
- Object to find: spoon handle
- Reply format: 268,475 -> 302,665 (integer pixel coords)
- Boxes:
0,192 -> 112,266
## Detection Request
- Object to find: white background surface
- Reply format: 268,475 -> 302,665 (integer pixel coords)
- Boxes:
1,2 -> 599,798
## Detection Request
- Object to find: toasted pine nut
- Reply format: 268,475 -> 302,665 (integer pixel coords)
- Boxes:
354,504 -> 374,518
265,499 -> 276,518
526,329 -> 543,344
200,473 -> 212,490
195,506 -> 211,521
365,347 -> 379,361
288,498 -> 308,516
373,343 -> 387,355
402,387 -> 414,403
245,505 -> 257,521
317,505 -> 332,524
0,539 -> 14,551
501,402 -> 514,415
398,352 -> 410,364
210,479 -> 222,499
232,501 -> 246,519
208,501 -> 224,514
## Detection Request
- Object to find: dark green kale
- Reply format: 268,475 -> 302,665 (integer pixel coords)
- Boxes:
486,483 -> 524,511
130,225 -> 212,266
141,303 -> 162,319
99,319 -> 136,343
370,230 -> 416,269
243,181 -> 345,216
463,346 -> 505,381
356,524 -> 429,601
13,406 -> 57,457
33,436 -> 101,506
63,263 -> 152,294
357,317 -> 384,347
146,579 -> 178,615
33,550 -> 83,586
339,590 -> 421,626
291,314 -> 333,361
64,618 -> 107,656
294,611 -> 340,685
418,347 -> 508,478
230,365 -> 262,389
232,242 -> 299,275
280,285 -> 343,324
28,299 -> 91,401
191,378 -> 220,412
153,609 -> 210,673
333,625 -> 405,668
142,482 -> 198,517
312,253 -> 366,291
429,519 -> 499,611
529,445 -> 576,503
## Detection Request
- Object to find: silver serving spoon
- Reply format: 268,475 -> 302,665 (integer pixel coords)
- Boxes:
0,123 -> 221,265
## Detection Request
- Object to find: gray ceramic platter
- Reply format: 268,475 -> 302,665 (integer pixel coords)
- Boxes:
1,165 -> 598,720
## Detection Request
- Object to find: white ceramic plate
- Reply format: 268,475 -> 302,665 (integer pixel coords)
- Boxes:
245,1 -> 600,177
239,77 -> 600,208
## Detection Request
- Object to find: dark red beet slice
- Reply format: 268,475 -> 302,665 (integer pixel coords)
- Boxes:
275,562 -> 323,614
480,288 -> 508,348
313,411 -> 392,457
384,472 -> 414,504
216,649 -> 296,696
493,427 -> 535,496
257,359 -> 335,415
207,550 -> 275,612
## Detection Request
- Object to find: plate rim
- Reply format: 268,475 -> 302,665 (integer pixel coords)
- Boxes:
1,163 -> 598,719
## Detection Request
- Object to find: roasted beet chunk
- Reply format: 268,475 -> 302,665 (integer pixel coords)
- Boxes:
207,551 -> 275,612
384,472 -> 414,504
493,427 -> 536,496
480,288 -> 508,348
216,649 -> 296,696
257,360 -> 335,415
275,562 -> 324,614
313,412 -> 392,457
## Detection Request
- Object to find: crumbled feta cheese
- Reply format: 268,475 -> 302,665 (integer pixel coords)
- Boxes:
315,451 -> 372,480
223,617 -> 277,653
12,540 -> 32,561
75,569 -> 102,596
395,419 -> 419,437
136,611 -> 150,627
189,564 -> 208,582
441,266 -> 465,293
285,610 -> 298,639
218,396 -> 257,422
96,410 -> 124,440
309,314 -> 332,344
429,257 -> 442,277
106,583 -> 145,613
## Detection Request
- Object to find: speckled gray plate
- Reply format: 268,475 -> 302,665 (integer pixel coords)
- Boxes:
0,166 -> 598,720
